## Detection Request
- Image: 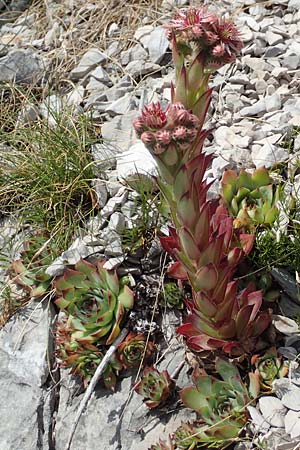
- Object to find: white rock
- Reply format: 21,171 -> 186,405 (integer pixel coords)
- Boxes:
39,94 -> 63,127
108,212 -> 126,233
265,93 -> 282,112
214,126 -> 251,149
289,0 -> 300,9
252,143 -> 288,168
64,86 -> 85,109
105,93 -> 136,115
282,54 -> 300,70
266,30 -> 283,46
89,66 -> 111,85
101,110 -> 138,151
285,410 -> 300,439
116,142 -> 157,188
120,44 -> 148,66
240,99 -> 266,117
273,315 -> 300,334
247,405 -> 270,432
259,396 -> 287,427
125,60 -> 161,78
134,25 -> 154,46
255,79 -> 267,95
103,256 -> 125,270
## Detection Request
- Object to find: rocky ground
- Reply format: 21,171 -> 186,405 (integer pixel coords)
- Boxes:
1,0 -> 300,449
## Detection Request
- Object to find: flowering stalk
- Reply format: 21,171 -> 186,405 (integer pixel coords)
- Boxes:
133,7 -> 270,354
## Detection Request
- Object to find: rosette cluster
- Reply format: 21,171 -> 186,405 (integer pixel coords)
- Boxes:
165,7 -> 243,69
133,102 -> 200,155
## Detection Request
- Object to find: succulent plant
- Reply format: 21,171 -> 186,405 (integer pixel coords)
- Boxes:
149,437 -> 175,450
53,259 -> 134,345
161,282 -> 184,309
10,235 -> 54,298
117,332 -> 156,369
251,347 -> 289,391
222,167 -> 281,230
56,316 -> 122,389
134,367 -> 175,409
164,8 -> 243,119
180,359 -> 256,447
133,8 -> 270,353
173,422 -> 200,449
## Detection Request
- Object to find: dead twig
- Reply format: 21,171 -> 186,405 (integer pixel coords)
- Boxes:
64,326 -> 129,450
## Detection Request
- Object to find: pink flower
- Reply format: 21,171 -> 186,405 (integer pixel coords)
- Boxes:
141,131 -> 156,144
133,101 -> 200,155
132,117 -> 145,133
156,130 -> 172,145
165,8 -> 243,70
141,103 -> 167,129
173,126 -> 187,141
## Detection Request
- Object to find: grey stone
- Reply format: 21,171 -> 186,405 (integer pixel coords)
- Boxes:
103,256 -> 125,270
101,110 -> 139,151
88,65 -> 111,85
101,187 -> 128,219
0,49 -> 45,83
104,231 -> 123,257
274,378 -> 300,412
105,93 -> 137,116
265,45 -> 286,58
271,268 -> 299,303
0,301 -> 56,450
120,43 -> 148,66
230,72 -> 250,85
146,26 -> 169,64
259,396 -> 287,427
116,142 -> 157,188
64,86 -> 85,109
70,48 -> 106,80
125,60 -> 161,78
282,54 -> 300,70
86,77 -> 107,92
134,25 -> 154,46
91,142 -> 121,172
240,99 -> 266,117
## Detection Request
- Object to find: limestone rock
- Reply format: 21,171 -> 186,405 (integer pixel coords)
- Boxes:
0,49 -> 45,83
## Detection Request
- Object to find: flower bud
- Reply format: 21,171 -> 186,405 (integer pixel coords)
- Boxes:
141,131 -> 156,144
132,117 -> 145,134
156,130 -> 171,145
173,126 -> 187,141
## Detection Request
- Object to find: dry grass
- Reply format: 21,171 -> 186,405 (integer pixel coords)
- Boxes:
26,0 -> 165,84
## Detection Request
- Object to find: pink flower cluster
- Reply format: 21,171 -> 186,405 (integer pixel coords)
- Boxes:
133,102 -> 200,155
165,8 -> 243,69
